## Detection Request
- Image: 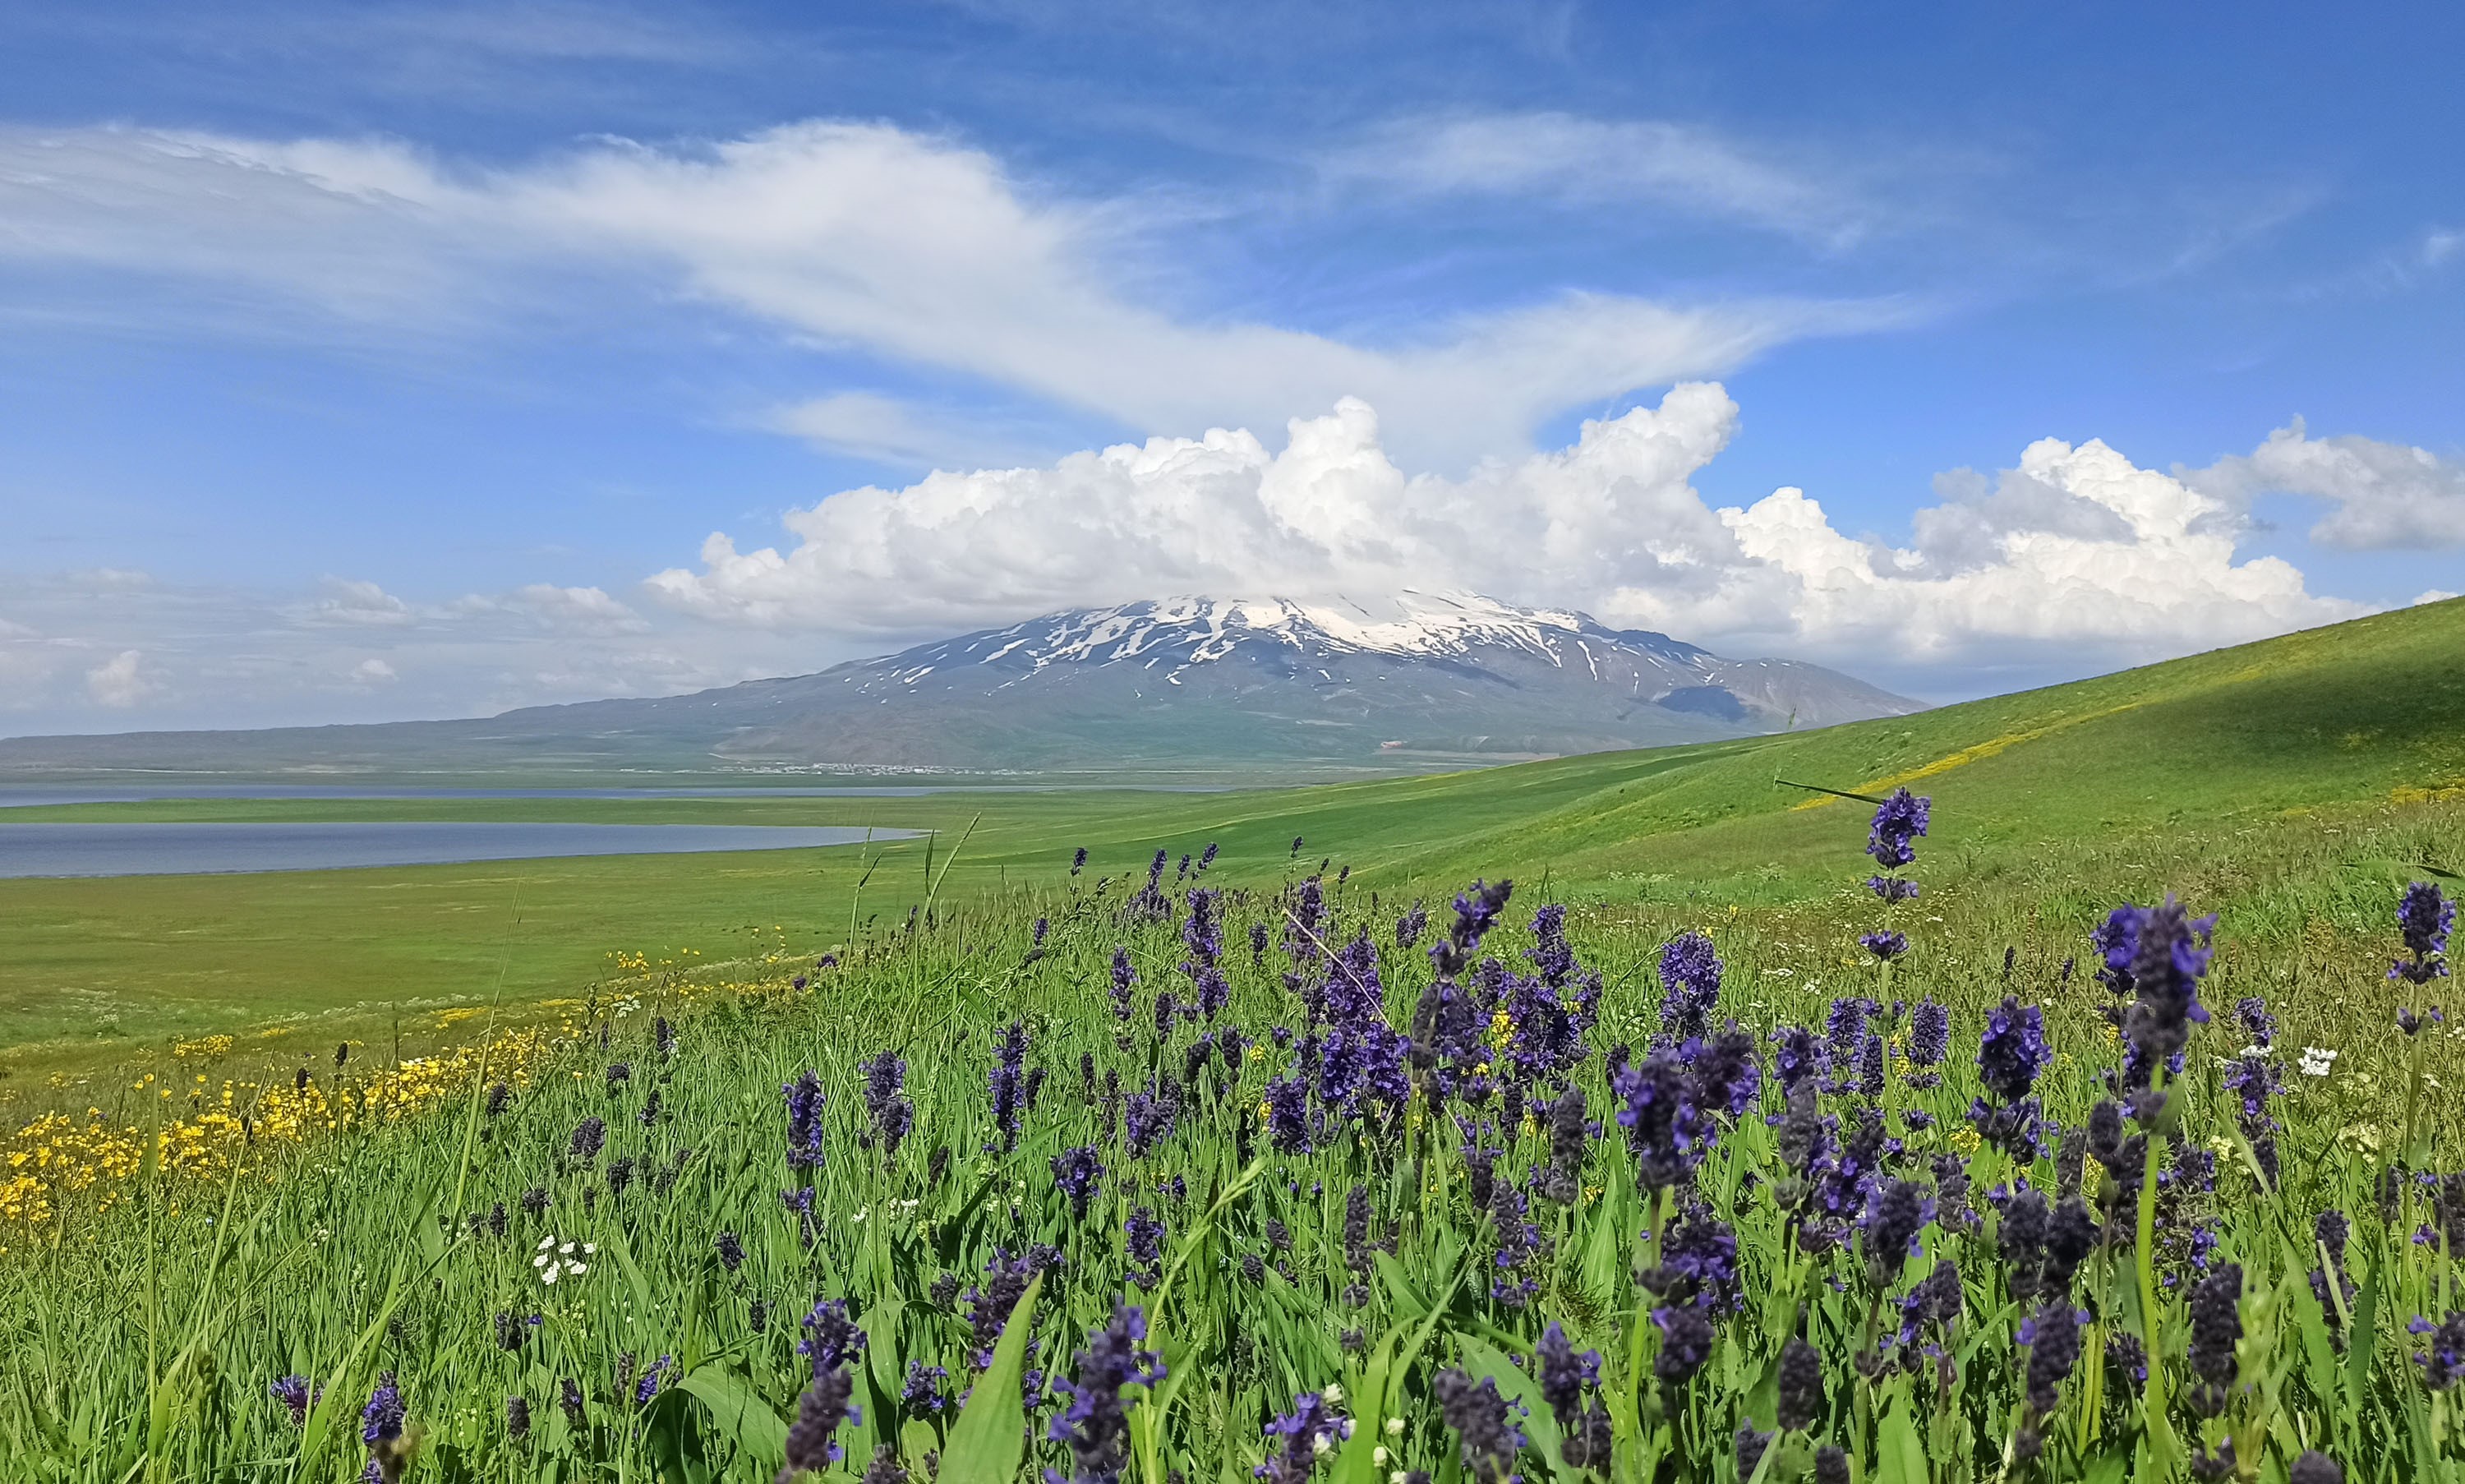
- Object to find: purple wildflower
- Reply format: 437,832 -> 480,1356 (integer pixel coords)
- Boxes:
1125,1205 -> 1165,1281
1639,1210 -> 1743,1312
1859,929 -> 1909,961
2413,1311 -> 2465,1390
1974,995 -> 2050,1104
1431,878 -> 1514,978
1612,1048 -> 1712,1191
1434,1368 -> 1526,1484
2394,882 -> 2454,984
1124,1082 -> 1176,1158
361,1371 -> 404,1447
859,1052 -> 913,1158
1907,999 -> 1950,1085
798,1298 -> 868,1379
1652,1301 -> 1716,1384
2289,1454 -> 2344,1484
1051,1145 -> 1105,1220
2109,898 -> 2215,1095
782,1071 -> 827,1171
988,1021 -> 1030,1153
1263,1075 -> 1311,1154
1772,1025 -> 1825,1090
2021,1302 -> 2081,1416
1859,1177 -> 1934,1290
634,1355 -> 674,1406
1256,1390 -> 1350,1484
568,1116 -> 606,1163
902,1362 -> 951,1414
270,1375 -> 313,1426
964,1246 -> 1061,1367
1656,931 -> 1722,1044
1868,874 -> 1919,903
1866,789 -> 1929,870
780,1365 -> 858,1478
1776,1336 -> 1824,1431
2187,1264 -> 2243,1414
1046,1305 -> 1165,1484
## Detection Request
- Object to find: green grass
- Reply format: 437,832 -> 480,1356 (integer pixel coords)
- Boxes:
2,815 -> 2458,1481
2,599 -> 2458,1077
2,601 -> 2464,1480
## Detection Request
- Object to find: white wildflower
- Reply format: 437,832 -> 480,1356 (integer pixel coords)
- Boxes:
2299,1047 -> 2338,1077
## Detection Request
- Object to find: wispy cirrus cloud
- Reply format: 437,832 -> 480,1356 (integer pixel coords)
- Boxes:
0,120 -> 1905,470
1325,111 -> 1880,247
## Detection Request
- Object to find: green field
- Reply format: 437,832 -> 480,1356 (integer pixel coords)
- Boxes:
4,601 -> 2464,1482
3,599 -> 2459,1078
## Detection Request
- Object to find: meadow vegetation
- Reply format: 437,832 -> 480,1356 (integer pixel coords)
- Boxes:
1,601 -> 2462,1482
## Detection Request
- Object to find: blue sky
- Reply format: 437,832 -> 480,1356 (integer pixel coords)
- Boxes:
2,0 -> 2459,731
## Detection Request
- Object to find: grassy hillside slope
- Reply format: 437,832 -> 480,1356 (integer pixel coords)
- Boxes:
1,599 -> 2458,1069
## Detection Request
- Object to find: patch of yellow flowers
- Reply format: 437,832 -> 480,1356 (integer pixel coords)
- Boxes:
2,939 -> 812,1255
2,1025 -> 561,1251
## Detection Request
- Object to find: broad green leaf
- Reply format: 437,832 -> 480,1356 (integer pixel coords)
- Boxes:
1875,1392 -> 1926,1484
901,1418 -> 940,1470
680,1364 -> 787,1463
1578,1189 -> 1627,1314
1374,1250 -> 1429,1321
2343,1255 -> 2379,1444
2081,1447 -> 2131,1484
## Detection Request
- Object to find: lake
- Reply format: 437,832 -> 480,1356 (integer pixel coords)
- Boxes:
0,783 -> 1227,808
0,822 -> 904,878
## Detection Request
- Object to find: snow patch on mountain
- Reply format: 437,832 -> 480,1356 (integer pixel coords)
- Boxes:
933,591 -> 1707,679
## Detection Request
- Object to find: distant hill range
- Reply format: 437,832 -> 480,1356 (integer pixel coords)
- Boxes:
0,592 -> 1922,778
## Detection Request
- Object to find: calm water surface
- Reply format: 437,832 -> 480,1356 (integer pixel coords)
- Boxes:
0,823 -> 903,878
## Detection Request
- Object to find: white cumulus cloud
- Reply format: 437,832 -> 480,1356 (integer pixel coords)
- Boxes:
647,381 -> 2366,677
302,577 -> 416,627
2186,417 -> 2465,549
86,650 -> 154,707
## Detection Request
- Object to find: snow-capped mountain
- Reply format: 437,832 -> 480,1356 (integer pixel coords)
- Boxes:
566,592 -> 1921,772
0,592 -> 1922,777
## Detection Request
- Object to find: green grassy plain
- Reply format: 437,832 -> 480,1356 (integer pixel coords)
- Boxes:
5,601 -> 2465,1482
2,598 -> 2458,1080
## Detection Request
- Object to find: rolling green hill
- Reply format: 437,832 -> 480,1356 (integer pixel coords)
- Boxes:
1,598 -> 2458,1070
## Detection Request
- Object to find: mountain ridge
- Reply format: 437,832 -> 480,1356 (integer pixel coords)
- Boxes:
0,592 -> 1922,778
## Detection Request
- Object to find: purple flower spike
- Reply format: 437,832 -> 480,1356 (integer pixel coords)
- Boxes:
1256,1388 -> 1351,1484
2394,882 -> 2454,984
361,1371 -> 404,1447
1859,929 -> 1910,961
1656,931 -> 1722,1044
1866,790 -> 1930,870
1047,1305 -> 1165,1484
782,1071 -> 827,1171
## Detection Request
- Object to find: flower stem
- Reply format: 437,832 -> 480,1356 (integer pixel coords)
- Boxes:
2136,1066 -> 2169,1431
